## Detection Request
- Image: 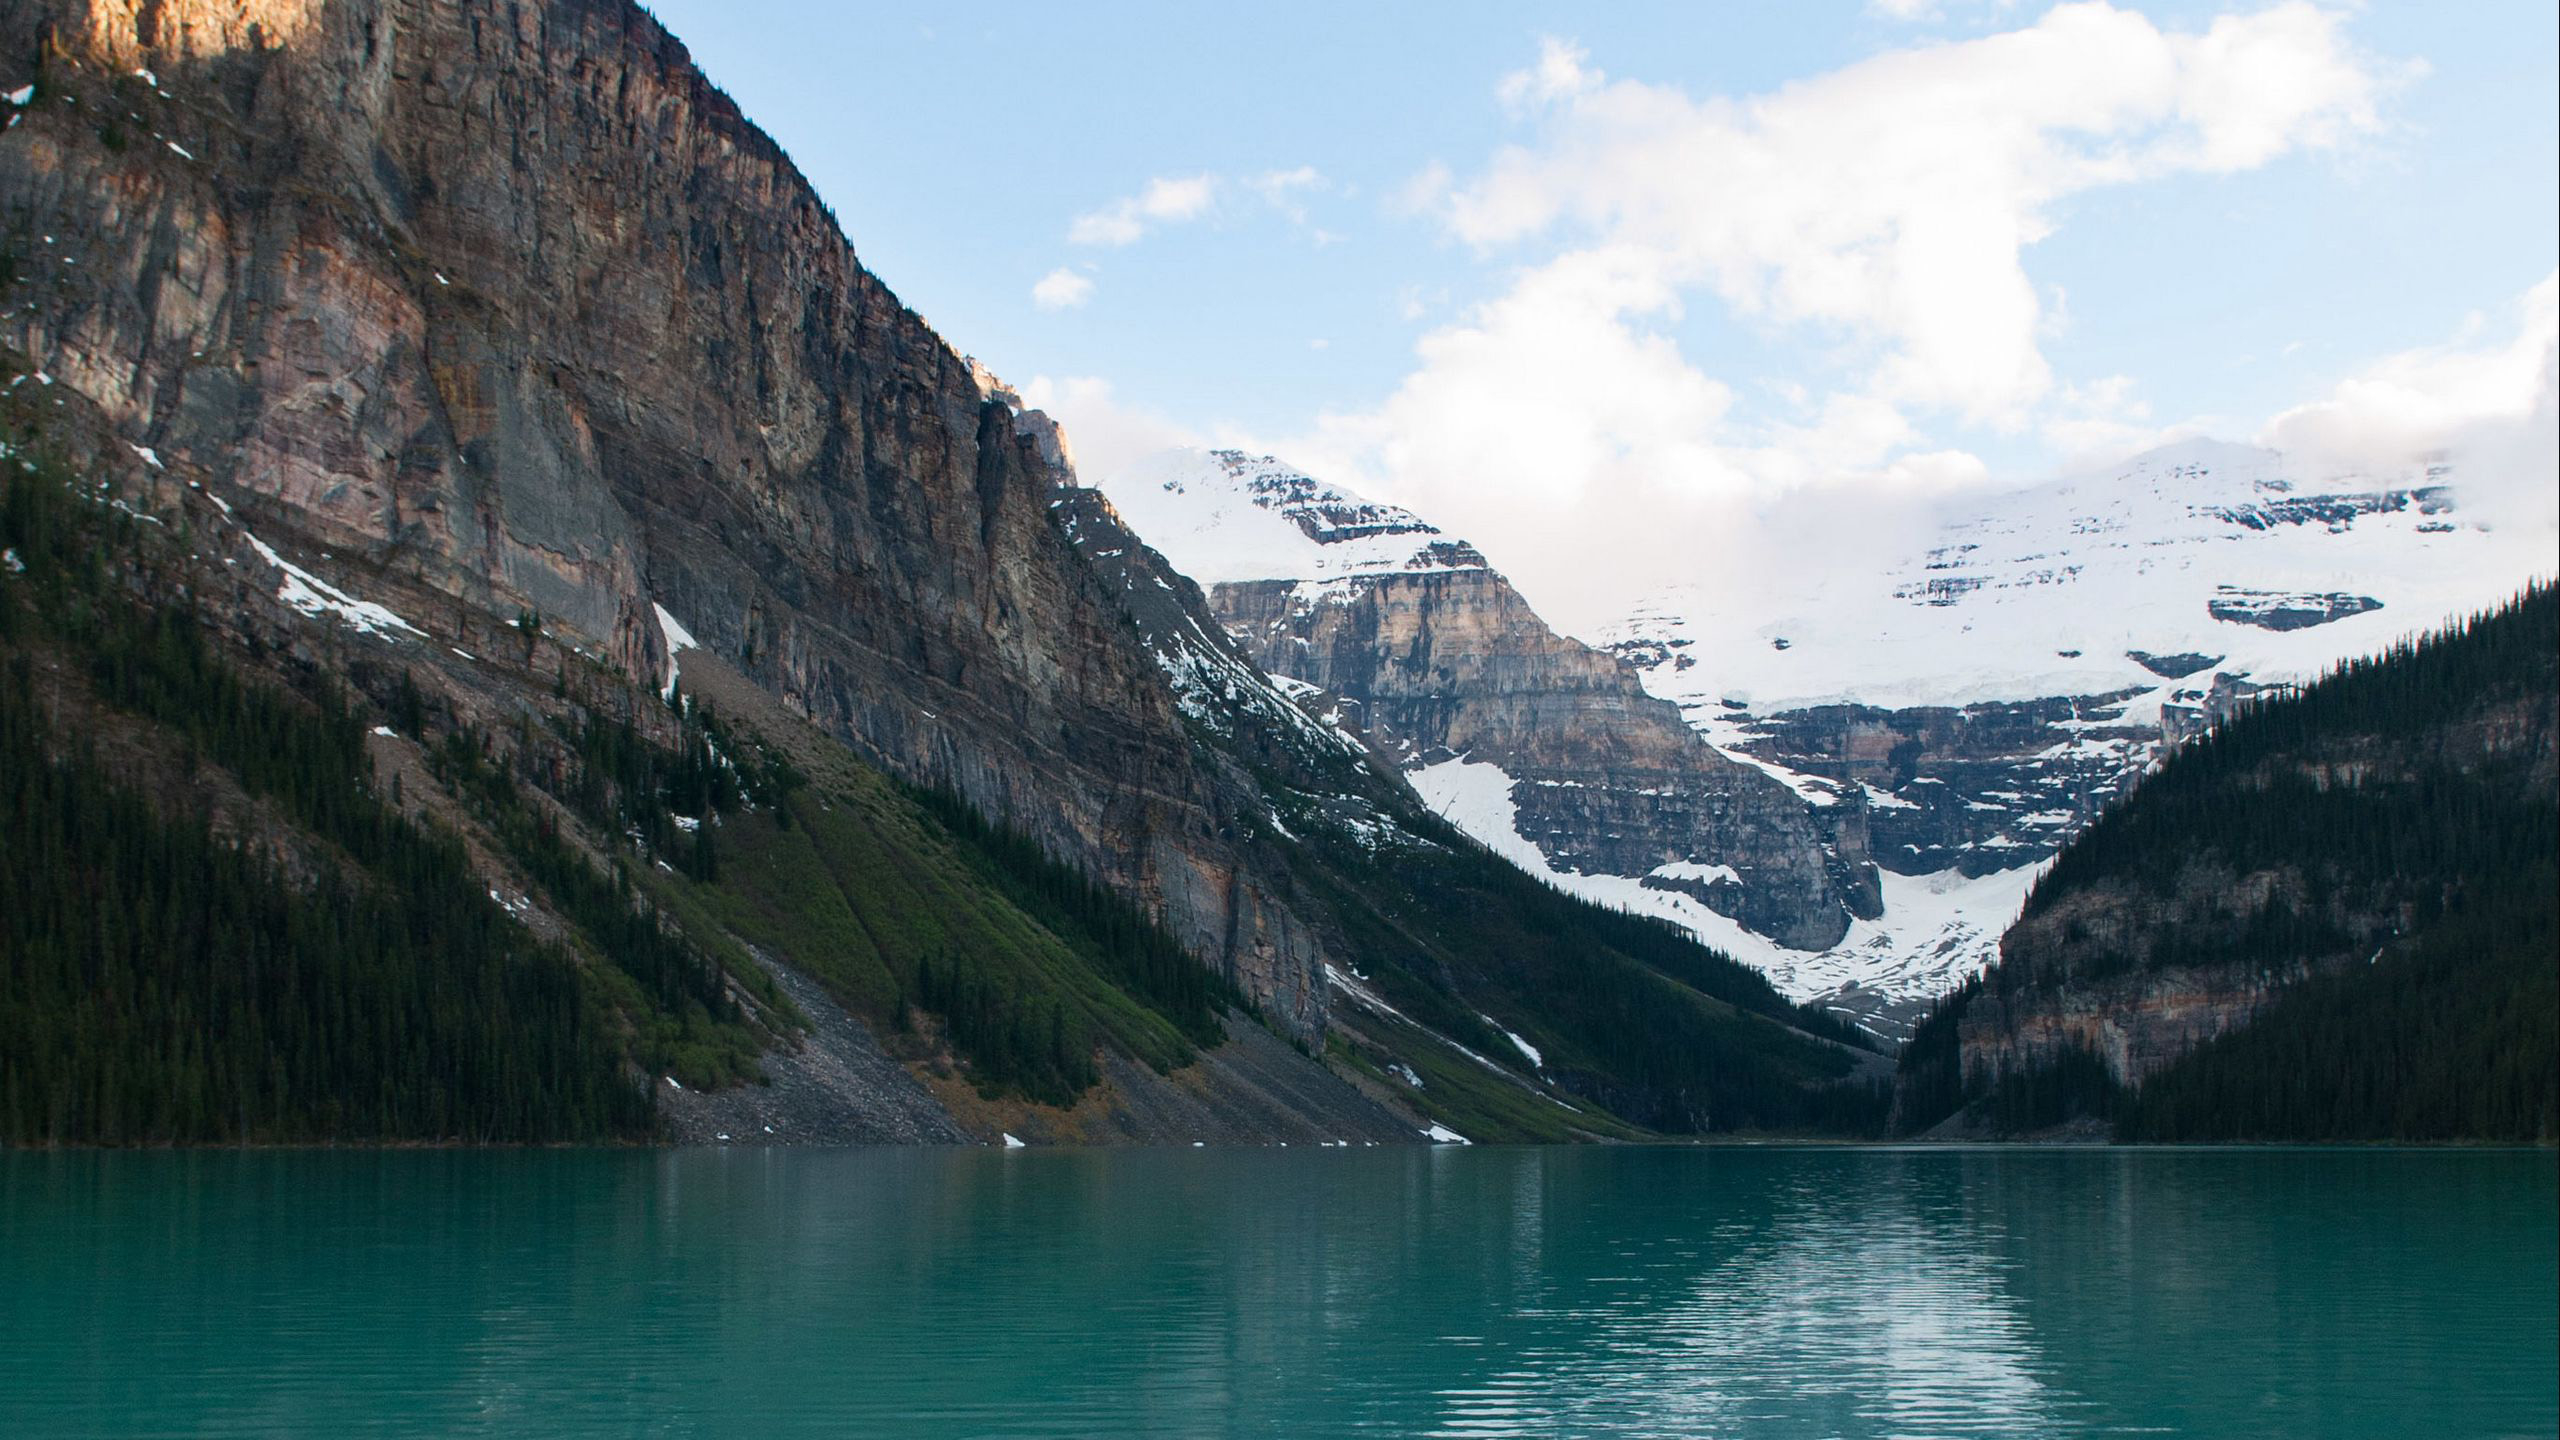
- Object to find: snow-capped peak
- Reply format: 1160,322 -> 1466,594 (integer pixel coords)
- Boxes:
1598,438 -> 2523,717
1092,447 -> 1486,586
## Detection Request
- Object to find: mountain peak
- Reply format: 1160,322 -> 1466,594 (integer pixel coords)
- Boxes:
1094,448 -> 1486,586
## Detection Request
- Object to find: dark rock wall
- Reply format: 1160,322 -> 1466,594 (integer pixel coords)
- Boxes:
1,0 -> 1329,1034
1735,695 -> 2154,876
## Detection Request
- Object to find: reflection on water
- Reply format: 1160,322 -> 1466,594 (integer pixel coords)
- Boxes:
1435,1159 -> 2068,1437
1,1147 -> 2550,1438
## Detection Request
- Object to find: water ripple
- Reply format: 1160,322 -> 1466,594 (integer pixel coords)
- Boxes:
0,1147 -> 2550,1438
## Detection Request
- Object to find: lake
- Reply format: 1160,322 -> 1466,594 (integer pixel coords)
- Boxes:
2,1146 -> 2550,1437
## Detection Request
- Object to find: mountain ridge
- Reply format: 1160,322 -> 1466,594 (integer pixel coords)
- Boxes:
0,0 -> 1881,1144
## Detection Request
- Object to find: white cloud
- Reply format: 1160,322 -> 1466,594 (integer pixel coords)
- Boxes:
1441,4 -> 2399,428
2172,4 -> 2409,172
2043,374 -> 2172,462
1251,165 -> 1324,219
1018,375 -> 1199,485
2264,271 -> 2558,497
1866,0 -> 2027,21
1497,37 -> 1598,113
1275,5 -> 2408,629
1389,161 -> 1453,219
1066,167 -> 1327,245
1030,267 -> 1094,310
1068,174 -> 1218,247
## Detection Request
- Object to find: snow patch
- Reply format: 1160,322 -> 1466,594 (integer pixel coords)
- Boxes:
654,602 -> 698,700
243,532 -> 424,638
1499,1026 -> 1542,1068
1649,860 -> 1742,887
1091,447 -> 1486,588
1421,1123 -> 1471,1145
1409,756 -> 2050,1009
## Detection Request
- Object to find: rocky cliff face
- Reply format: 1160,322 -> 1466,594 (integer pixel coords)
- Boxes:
1045,477 -> 1887,1137
1095,448 -> 1881,956
1213,567 -> 1879,950
1688,692 -> 2154,877
0,0 -> 1330,1035
1957,866 -> 2349,1088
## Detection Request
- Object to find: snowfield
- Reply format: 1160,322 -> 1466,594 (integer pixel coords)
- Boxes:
1598,439 -> 2549,720
1097,448 -> 1485,585
1408,755 -> 2038,1028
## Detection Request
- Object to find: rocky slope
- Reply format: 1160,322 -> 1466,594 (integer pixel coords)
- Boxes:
0,356 -> 1451,1145
1096,448 -> 1881,955
1601,440 -> 2556,1028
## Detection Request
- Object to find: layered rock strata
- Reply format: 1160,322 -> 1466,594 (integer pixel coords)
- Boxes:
0,0 -> 1332,1034
1096,448 -> 1881,953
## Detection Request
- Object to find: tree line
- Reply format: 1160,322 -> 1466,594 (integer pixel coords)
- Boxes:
1895,582 -> 2556,1141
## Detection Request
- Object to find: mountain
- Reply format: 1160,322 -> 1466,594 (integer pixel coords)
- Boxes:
1892,583 -> 2557,1142
0,0 -> 1875,1144
1095,447 -> 1884,958
1042,432 -> 1889,1138
1599,439 -> 2556,1028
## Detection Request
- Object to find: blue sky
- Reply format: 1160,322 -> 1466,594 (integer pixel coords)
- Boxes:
644,1 -> 2557,629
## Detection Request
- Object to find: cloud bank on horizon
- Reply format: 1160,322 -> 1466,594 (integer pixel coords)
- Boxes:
1011,4 -> 2554,634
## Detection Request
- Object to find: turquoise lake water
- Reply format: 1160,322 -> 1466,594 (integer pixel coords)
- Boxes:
2,1146 -> 2550,1437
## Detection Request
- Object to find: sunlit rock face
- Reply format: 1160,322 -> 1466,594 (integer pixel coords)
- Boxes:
0,0 -> 1340,1036
81,0 -> 323,61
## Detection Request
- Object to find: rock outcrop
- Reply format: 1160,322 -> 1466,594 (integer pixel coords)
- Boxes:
2206,587 -> 2384,631
0,0 -> 1334,1035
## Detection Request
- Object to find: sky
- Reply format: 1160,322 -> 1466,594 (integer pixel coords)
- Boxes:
643,1 -> 2557,634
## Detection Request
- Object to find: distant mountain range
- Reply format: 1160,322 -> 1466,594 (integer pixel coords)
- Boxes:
1094,441 -> 2553,1036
